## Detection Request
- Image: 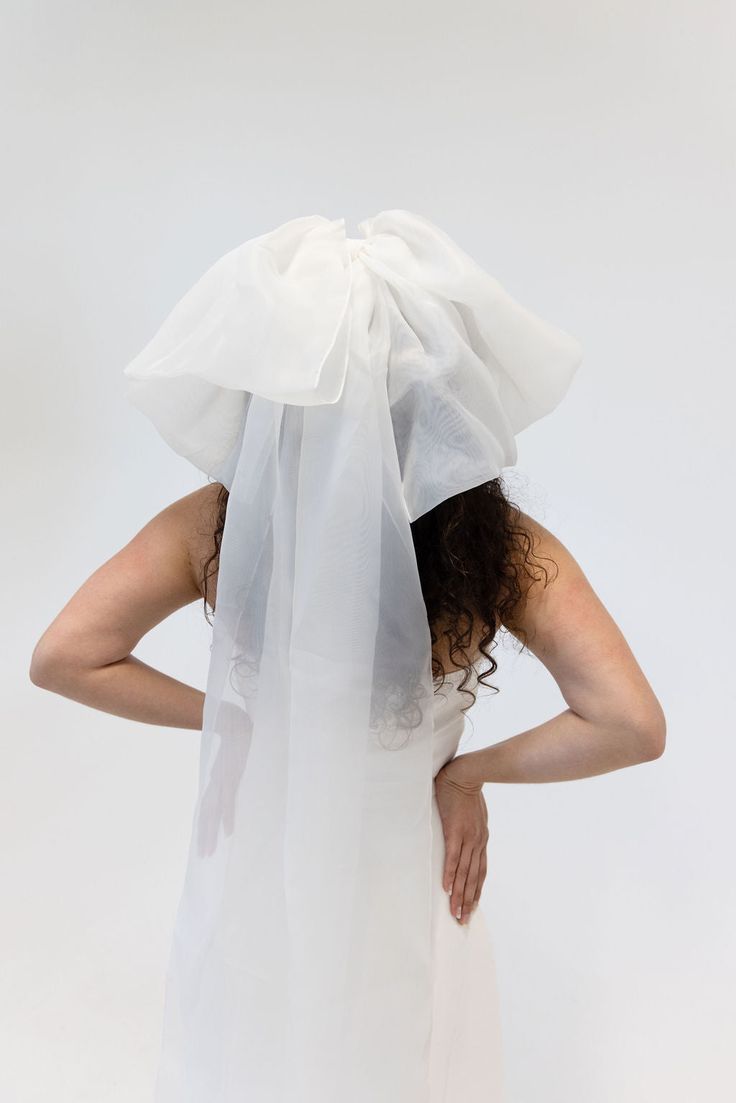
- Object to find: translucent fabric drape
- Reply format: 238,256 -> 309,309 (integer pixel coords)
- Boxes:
123,210 -> 582,1102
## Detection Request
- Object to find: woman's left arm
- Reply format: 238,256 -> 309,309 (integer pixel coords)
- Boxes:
437,515 -> 666,926
28,487 -> 217,730
442,514 -> 666,791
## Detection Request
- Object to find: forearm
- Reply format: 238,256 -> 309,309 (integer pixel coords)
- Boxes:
446,706 -> 664,789
32,652 -> 205,730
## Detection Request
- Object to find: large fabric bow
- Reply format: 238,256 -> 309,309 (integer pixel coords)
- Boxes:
124,209 -> 582,521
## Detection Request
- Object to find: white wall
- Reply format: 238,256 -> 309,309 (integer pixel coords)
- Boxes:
2,2 -> 734,1100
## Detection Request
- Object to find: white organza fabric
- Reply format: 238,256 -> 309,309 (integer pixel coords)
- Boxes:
123,209 -> 582,1103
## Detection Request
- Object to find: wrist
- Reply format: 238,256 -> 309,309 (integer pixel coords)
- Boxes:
440,753 -> 484,794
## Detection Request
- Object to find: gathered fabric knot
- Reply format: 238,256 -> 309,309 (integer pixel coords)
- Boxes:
345,235 -> 368,260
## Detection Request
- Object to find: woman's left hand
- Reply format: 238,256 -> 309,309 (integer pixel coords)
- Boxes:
434,755 -> 489,925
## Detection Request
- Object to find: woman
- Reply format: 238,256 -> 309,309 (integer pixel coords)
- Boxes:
29,210 -> 665,1101
28,478 -> 665,1084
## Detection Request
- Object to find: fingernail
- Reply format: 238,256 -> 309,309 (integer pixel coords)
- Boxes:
455,907 -> 462,920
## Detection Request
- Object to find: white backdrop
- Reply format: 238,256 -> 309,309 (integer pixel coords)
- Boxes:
2,2 -> 734,1100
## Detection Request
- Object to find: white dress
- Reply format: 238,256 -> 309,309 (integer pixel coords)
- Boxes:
154,665 -> 506,1102
429,669 -> 505,1102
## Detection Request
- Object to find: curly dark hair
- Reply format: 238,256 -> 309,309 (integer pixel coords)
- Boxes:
200,477 -> 556,714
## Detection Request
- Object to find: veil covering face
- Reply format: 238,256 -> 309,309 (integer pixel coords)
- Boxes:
123,210 -> 582,1103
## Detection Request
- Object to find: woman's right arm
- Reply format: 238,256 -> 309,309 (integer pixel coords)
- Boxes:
28,485 -> 220,730
440,514 -> 666,791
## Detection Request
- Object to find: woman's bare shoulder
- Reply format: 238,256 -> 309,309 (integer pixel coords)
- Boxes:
502,510 -> 587,635
505,509 -> 665,742
174,482 -> 224,602
116,480 -> 224,610
29,483 -> 225,675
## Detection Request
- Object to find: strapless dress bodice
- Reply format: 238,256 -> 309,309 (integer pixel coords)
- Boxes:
431,667 -> 477,778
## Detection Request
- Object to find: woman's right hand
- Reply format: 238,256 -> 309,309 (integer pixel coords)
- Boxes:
197,701 -> 253,858
434,756 -> 489,925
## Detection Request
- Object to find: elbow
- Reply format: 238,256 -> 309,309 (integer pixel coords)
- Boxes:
29,637 -> 77,692
29,640 -> 48,688
629,700 -> 667,763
